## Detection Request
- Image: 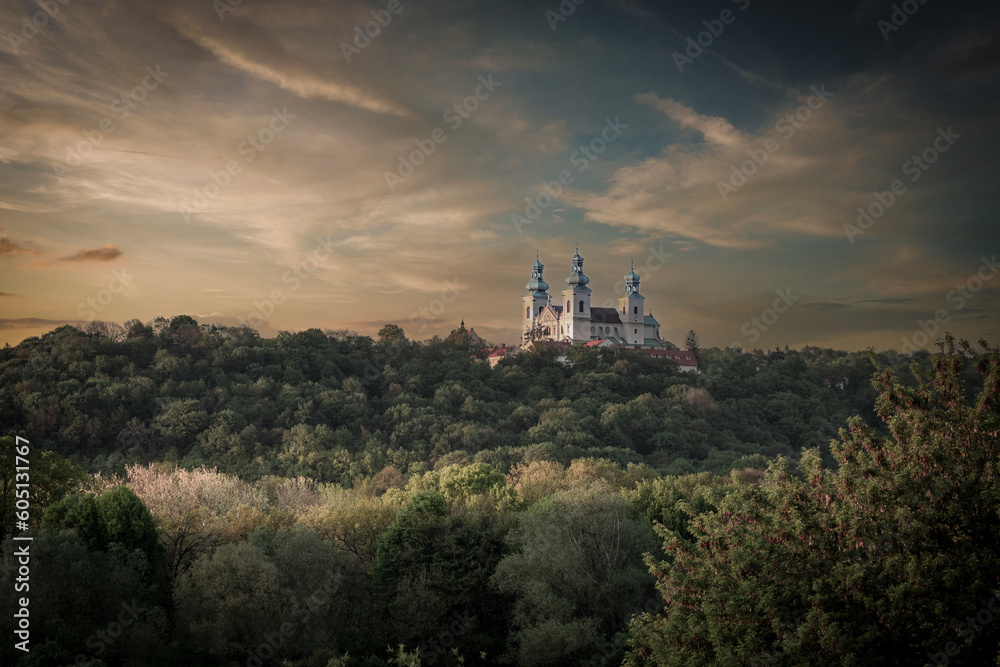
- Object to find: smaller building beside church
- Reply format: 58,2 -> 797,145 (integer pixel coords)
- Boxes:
445,319 -> 484,346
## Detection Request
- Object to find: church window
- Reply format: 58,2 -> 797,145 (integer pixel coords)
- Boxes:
633,306 -> 638,314
526,306 -> 530,318
614,327 -> 619,336
635,329 -> 638,335
567,300 -> 571,311
579,300 -> 584,313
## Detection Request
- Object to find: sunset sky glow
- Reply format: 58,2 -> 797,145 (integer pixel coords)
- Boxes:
1,0 -> 998,350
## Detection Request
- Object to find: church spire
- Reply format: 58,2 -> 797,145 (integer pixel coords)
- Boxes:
625,260 -> 641,294
567,248 -> 590,287
526,254 -> 549,294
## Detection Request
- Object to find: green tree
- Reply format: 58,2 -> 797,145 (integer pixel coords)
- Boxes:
174,540 -> 291,661
168,314 -> 199,332
95,486 -> 162,560
373,491 -> 512,662
378,324 -> 408,346
0,444 -> 81,541
153,398 -> 209,450
684,330 -> 699,354
40,493 -> 107,551
0,531 -> 170,666
625,337 -> 1000,666
492,483 -> 657,666
437,463 -> 514,504
124,318 -> 154,340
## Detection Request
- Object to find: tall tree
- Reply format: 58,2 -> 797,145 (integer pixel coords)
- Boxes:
684,330 -> 699,354
378,324 -> 408,346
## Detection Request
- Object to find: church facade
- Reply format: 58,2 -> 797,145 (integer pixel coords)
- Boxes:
521,250 -> 667,348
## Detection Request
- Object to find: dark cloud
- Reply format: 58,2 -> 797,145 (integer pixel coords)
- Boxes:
0,238 -> 35,255
58,245 -> 123,263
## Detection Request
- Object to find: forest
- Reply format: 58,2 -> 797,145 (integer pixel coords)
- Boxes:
1,316 -> 998,666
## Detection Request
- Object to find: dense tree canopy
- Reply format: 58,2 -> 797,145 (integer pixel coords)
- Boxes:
1,320 -> 996,666
0,319 -> 917,486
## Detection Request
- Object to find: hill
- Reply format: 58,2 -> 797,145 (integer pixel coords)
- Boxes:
0,316 -> 940,481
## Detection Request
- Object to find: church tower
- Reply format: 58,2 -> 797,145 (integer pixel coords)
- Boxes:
618,261 -> 645,345
522,254 -> 550,342
561,248 -> 591,341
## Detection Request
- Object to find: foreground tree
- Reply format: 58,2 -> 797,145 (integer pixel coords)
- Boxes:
493,483 -> 657,666
625,337 -> 1000,665
173,525 -> 345,664
0,531 -> 170,666
2,486 -> 172,665
373,490 -> 513,663
0,445 -> 81,541
174,540 -> 289,661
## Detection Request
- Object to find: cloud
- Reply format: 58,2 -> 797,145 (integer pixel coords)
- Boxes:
562,78 -> 980,249
165,10 -> 412,118
0,200 -> 62,214
0,318 -> 78,330
0,238 -> 35,255
59,244 -> 123,263
855,297 -> 919,305
635,93 -> 746,149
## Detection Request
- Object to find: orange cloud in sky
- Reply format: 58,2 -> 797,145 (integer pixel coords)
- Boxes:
58,244 -> 123,263
0,238 -> 36,255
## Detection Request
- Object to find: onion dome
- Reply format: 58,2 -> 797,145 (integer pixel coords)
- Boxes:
625,260 -> 641,294
526,253 -> 549,293
566,247 -> 591,287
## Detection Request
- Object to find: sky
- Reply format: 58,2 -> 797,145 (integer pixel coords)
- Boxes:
1,0 -> 998,351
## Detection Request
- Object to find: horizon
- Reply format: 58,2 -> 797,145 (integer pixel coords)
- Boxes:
2,0 -> 998,352
7,313 -> 988,357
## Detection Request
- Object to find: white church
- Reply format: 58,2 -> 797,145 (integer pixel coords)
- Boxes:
521,250 -> 669,348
